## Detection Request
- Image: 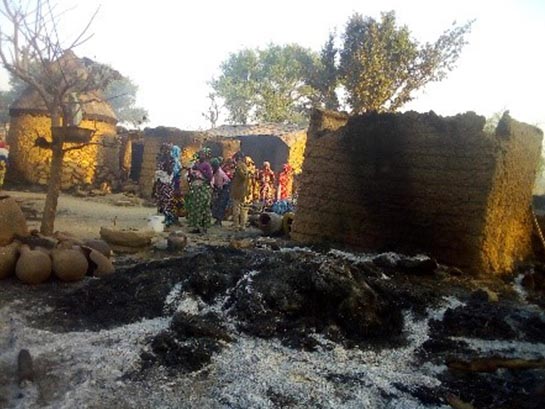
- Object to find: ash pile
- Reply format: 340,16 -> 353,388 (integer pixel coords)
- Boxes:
35,245 -> 545,409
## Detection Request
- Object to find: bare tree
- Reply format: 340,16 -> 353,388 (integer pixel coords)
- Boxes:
0,0 -> 116,234
202,92 -> 221,129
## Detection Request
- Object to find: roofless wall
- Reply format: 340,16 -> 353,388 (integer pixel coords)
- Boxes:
291,109 -> 543,274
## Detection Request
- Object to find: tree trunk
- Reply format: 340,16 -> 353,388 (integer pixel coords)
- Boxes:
40,114 -> 64,235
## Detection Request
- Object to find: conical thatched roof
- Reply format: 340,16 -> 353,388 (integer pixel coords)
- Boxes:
9,51 -> 117,125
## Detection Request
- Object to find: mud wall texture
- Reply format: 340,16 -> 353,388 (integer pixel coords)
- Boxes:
291,109 -> 543,274
7,114 -> 117,190
139,127 -> 240,198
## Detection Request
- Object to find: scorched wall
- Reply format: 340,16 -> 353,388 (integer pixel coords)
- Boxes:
291,110 -> 543,274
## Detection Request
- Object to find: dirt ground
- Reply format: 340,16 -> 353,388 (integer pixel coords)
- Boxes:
4,188 -> 264,249
1,188 -> 545,409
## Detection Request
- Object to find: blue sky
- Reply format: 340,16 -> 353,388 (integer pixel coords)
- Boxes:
1,0 -> 543,130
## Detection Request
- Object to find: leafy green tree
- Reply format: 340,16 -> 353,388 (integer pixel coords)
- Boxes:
212,44 -> 318,125
212,49 -> 259,124
339,11 -> 473,113
308,32 -> 339,111
103,76 -> 149,127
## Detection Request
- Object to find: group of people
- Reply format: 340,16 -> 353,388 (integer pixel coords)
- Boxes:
152,143 -> 295,233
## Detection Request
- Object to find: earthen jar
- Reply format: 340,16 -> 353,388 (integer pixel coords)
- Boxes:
82,239 -> 112,258
15,244 -> 52,284
51,246 -> 88,282
0,195 -> 29,246
0,241 -> 20,279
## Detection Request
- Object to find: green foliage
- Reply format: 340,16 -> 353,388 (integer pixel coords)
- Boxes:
308,33 -> 339,111
339,11 -> 473,113
212,44 -> 319,125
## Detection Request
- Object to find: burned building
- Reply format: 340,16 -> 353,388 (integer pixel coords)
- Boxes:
205,124 -> 307,173
292,109 -> 543,274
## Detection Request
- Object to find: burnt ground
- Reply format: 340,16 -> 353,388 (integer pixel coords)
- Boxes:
1,244 -> 544,408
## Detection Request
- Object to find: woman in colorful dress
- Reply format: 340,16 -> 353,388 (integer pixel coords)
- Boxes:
152,143 -> 178,227
186,149 -> 213,233
210,157 -> 231,226
258,161 -> 276,208
277,163 -> 294,201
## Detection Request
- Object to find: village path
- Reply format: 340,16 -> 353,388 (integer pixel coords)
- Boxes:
3,188 -> 263,247
5,189 -> 157,240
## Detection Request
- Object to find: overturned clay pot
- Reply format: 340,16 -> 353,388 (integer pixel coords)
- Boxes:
15,244 -> 52,285
51,246 -> 88,282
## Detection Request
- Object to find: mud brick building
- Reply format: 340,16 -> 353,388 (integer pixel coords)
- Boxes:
292,109 -> 543,274
6,52 -> 119,191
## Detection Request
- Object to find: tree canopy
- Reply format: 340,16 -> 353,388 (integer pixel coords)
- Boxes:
339,11 -> 473,113
211,44 -> 318,125
211,11 -> 473,124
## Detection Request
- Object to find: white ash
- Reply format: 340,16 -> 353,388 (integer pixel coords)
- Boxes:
451,338 -> 545,359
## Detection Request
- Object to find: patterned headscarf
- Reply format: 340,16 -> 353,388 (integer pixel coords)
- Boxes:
170,145 -> 181,176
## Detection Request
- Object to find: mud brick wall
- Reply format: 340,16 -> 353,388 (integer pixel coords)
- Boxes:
291,110 -> 543,274
139,127 -> 240,198
7,113 -> 117,190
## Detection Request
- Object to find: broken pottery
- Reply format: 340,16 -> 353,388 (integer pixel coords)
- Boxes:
87,248 -> 115,277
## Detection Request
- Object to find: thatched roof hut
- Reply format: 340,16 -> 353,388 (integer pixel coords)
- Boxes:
6,51 -> 119,189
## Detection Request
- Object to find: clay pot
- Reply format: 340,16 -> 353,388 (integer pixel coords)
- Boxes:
99,227 -> 154,248
51,246 -> 88,282
87,248 -> 115,277
167,231 -> 188,251
257,212 -> 284,236
0,241 -> 20,279
15,245 -> 52,284
0,196 -> 29,246
82,239 -> 112,258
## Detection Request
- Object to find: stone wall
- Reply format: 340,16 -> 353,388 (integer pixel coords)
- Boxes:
291,110 -> 543,274
7,113 -> 117,190
139,127 -> 240,198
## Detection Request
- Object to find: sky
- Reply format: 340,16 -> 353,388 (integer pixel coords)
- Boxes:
0,0 -> 544,130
